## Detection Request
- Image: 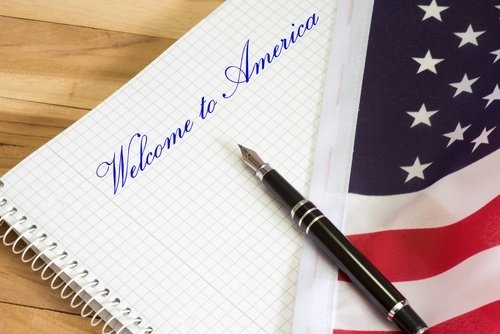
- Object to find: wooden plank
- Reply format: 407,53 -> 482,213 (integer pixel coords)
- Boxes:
0,0 -> 223,39
0,98 -> 89,175
0,97 -> 88,127
0,149 -> 30,176
0,16 -> 174,109
0,302 -> 102,334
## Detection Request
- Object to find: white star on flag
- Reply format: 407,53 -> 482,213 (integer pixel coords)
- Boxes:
412,50 -> 444,74
491,49 -> 500,63
418,0 -> 449,21
449,74 -> 479,97
483,84 -> 500,108
400,157 -> 432,182
443,123 -> 471,147
406,103 -> 438,127
454,24 -> 485,48
471,127 -> 496,152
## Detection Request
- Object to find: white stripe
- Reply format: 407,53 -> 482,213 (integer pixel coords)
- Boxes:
334,246 -> 500,330
344,149 -> 500,235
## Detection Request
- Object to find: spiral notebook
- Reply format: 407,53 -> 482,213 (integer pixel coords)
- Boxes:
0,1 -> 337,333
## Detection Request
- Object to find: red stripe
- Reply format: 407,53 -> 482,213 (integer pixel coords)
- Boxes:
338,196 -> 500,282
333,300 -> 500,334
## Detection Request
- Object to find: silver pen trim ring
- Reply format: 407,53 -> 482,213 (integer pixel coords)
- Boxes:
305,215 -> 325,235
387,300 -> 408,321
290,199 -> 309,219
256,163 -> 273,181
298,208 -> 317,227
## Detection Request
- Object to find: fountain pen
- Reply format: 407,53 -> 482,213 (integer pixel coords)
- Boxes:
239,145 -> 429,334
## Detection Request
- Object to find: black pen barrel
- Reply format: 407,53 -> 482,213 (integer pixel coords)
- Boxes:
307,215 -> 404,311
261,168 -> 428,334
262,169 -> 305,207
262,169 -> 402,311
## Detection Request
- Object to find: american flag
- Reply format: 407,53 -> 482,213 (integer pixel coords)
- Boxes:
332,0 -> 499,333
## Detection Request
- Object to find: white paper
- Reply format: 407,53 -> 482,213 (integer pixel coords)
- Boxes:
0,1 -> 338,333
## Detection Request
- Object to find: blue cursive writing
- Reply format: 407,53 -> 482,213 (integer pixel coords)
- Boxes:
222,13 -> 319,99
96,119 -> 194,194
96,12 -> 320,194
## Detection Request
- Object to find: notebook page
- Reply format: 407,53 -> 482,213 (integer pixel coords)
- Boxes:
0,1 -> 337,332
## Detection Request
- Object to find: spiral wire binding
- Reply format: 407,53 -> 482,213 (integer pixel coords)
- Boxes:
0,181 -> 153,334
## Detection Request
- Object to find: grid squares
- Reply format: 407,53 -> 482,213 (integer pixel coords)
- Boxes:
0,0 -> 337,333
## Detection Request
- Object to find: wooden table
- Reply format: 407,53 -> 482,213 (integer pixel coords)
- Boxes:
0,1 -> 222,332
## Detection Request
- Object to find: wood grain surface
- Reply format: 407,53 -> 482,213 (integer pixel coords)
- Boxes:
0,1 -> 223,332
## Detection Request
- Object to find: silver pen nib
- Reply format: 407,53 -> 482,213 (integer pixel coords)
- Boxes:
238,144 -> 266,172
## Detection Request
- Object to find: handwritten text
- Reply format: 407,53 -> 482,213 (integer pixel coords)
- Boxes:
223,13 -> 319,99
96,12 -> 319,194
96,119 -> 193,194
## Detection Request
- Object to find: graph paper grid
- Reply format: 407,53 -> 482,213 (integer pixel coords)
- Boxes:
1,0 -> 337,332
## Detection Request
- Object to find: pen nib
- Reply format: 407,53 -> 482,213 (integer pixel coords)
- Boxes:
238,144 -> 250,156
238,144 -> 265,172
